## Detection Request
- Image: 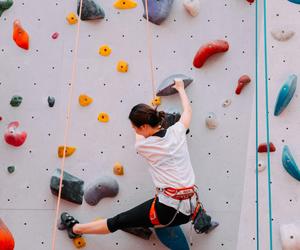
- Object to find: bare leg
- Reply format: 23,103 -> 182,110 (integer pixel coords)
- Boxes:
72,219 -> 111,235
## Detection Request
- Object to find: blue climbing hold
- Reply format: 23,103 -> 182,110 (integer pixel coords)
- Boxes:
288,0 -> 300,4
155,226 -> 189,250
274,74 -> 297,116
156,74 -> 193,96
282,145 -> 300,182
142,0 -> 174,25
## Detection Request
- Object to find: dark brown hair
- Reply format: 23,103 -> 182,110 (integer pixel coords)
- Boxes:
129,103 -> 165,128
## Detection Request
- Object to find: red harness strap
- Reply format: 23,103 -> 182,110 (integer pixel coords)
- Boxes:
149,195 -> 160,226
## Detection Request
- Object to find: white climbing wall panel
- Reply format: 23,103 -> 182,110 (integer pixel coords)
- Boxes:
0,0 -> 255,249
237,0 -> 300,249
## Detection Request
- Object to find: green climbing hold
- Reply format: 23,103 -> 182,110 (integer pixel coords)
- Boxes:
10,95 -> 22,107
0,0 -> 13,17
50,168 -> 85,205
7,166 -> 15,174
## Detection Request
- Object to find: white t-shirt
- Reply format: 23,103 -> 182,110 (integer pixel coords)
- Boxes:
135,121 -> 196,215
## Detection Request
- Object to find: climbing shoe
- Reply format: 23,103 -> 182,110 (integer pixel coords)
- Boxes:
193,207 -> 219,234
59,212 -> 81,239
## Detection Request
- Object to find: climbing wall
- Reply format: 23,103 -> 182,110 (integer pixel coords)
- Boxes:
237,0 -> 300,249
0,0 -> 255,249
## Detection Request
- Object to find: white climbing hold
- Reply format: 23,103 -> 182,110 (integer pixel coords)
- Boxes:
205,112 -> 218,129
222,99 -> 232,108
271,28 -> 295,42
257,161 -> 266,172
280,223 -> 300,250
183,0 -> 200,17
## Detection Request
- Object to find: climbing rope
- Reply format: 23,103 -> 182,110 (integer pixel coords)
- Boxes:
50,0 -> 84,249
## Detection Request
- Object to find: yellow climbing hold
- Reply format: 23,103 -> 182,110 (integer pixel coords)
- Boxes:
66,12 -> 78,25
79,94 -> 93,107
57,146 -> 76,158
99,45 -> 112,56
117,60 -> 128,73
113,0 -> 137,9
73,237 -> 86,249
98,112 -> 110,122
113,162 -> 124,176
151,96 -> 161,106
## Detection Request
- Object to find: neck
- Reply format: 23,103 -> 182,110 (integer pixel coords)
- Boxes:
146,126 -> 161,138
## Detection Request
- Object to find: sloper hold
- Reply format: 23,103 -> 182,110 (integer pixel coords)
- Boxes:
205,112 -> 218,129
183,0 -> 200,17
0,0 -> 13,17
282,145 -> 300,182
271,28 -> 295,41
57,146 -> 76,158
288,0 -> 300,4
0,219 -> 15,250
274,74 -> 297,116
114,0 -> 137,9
50,168 -> 84,205
4,121 -> 27,147
13,19 -> 29,50
280,223 -> 300,250
84,176 -> 119,206
156,74 -> 193,96
193,40 -> 229,68
122,227 -> 152,240
142,0 -> 174,25
78,0 -> 105,20
10,95 -> 22,107
257,142 -> 276,153
236,75 -> 251,95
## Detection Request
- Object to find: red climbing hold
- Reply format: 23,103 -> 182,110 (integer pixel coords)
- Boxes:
258,142 -> 276,153
4,121 -> 27,147
235,75 -> 251,95
51,32 -> 59,39
246,0 -> 255,4
193,40 -> 229,68
0,219 -> 15,250
0,116 -> 3,121
13,19 -> 29,50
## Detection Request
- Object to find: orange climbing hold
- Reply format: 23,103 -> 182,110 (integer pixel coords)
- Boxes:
57,146 -> 76,158
73,237 -> 86,248
151,96 -> 161,106
117,60 -> 128,73
0,219 -> 15,250
113,0 -> 137,9
98,112 -> 110,122
258,142 -> 276,153
13,20 -> 29,50
79,94 -> 93,107
113,162 -> 124,176
66,12 -> 78,24
99,45 -> 112,56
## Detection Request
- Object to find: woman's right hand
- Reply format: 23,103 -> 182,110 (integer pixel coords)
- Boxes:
172,78 -> 185,92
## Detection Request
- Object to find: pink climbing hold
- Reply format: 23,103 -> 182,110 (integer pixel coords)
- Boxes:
4,121 -> 27,147
51,32 -> 59,39
235,75 -> 251,95
258,142 -> 276,153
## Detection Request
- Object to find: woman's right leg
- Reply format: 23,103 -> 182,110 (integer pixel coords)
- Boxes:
73,219 -> 110,235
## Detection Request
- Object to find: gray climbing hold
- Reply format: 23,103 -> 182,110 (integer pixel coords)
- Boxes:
48,96 -> 55,107
84,176 -> 119,206
10,95 -> 22,107
50,168 -> 84,205
142,0 -> 174,25
0,0 -> 13,17
156,74 -> 193,96
222,99 -> 231,108
122,227 -> 153,240
205,112 -> 218,129
78,0 -> 105,21
7,166 -> 15,174
271,28 -> 295,41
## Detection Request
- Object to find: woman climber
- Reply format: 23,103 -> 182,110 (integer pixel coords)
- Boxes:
59,79 -> 218,238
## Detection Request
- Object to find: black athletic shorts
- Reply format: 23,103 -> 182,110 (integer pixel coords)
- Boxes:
107,197 -> 191,232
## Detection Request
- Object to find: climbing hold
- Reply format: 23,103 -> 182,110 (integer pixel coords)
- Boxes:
13,20 -> 29,50
84,176 -> 119,206
288,0 -> 300,4
57,146 -> 76,158
78,0 -> 105,20
50,168 -> 84,205
205,112 -> 218,129
0,0 -> 13,17
142,0 -> 174,25
51,32 -> 59,39
280,223 -> 300,250
117,60 -> 128,73
66,12 -> 78,24
98,112 -> 109,123
235,75 -> 251,95
73,237 -> 86,248
155,226 -> 189,250
48,96 -> 55,107
156,74 -> 193,96
99,45 -> 112,56
274,74 -> 297,116
4,121 -> 27,147
246,0 -> 255,3
257,161 -> 266,172
113,162 -> 124,176
193,40 -> 229,68
10,95 -> 23,107
122,227 -> 153,240
183,0 -> 200,17
0,219 -> 15,250
79,94 -> 93,107
7,166 -> 15,174
114,0 -> 137,9
258,142 -> 276,153
271,28 -> 295,42
151,96 -> 161,106
222,99 -> 232,107
282,145 -> 300,182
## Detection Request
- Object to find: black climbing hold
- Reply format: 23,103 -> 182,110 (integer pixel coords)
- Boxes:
48,96 -> 55,107
78,0 -> 105,21
0,0 -> 13,17
7,166 -> 15,174
164,112 -> 190,134
10,95 -> 23,107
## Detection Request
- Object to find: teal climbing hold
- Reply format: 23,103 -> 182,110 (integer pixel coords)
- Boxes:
156,74 -> 193,96
274,74 -> 297,116
142,0 -> 174,25
282,145 -> 300,182
7,166 -> 15,174
288,0 -> 300,4
10,95 -> 22,107
78,0 -> 105,20
0,0 -> 13,17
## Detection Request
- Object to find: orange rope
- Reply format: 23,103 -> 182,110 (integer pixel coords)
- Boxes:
50,0 -> 84,249
144,0 -> 156,99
